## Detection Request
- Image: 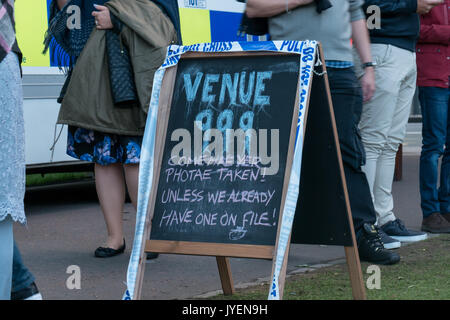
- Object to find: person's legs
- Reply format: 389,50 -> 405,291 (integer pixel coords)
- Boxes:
365,47 -> 427,240
439,90 -> 450,215
375,62 -> 416,227
11,241 -> 35,292
356,44 -> 397,200
11,241 -> 42,300
326,67 -> 399,264
343,165 -> 378,233
123,164 -> 139,210
420,86 -> 450,233
419,86 -> 449,217
0,218 -> 14,300
359,45 -> 417,227
326,67 -> 376,233
95,163 -> 126,250
0,51 -> 25,299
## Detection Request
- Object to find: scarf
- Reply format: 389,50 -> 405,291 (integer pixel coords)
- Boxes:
44,0 -> 138,107
43,0 -> 107,68
0,0 -> 17,63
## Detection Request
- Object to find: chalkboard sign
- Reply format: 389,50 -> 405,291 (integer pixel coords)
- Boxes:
149,54 -> 300,247
127,42 -> 365,301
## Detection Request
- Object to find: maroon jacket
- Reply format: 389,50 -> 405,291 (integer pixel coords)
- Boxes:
416,1 -> 450,88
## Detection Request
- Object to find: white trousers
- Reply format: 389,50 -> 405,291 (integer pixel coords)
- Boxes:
355,44 -> 417,226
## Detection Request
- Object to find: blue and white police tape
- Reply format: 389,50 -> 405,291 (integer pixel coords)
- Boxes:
268,41 -> 318,300
122,67 -> 166,300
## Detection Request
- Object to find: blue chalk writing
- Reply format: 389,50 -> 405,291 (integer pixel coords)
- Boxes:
202,74 -> 220,104
239,71 -> 255,105
254,71 -> 273,108
184,72 -> 203,102
219,73 -> 239,106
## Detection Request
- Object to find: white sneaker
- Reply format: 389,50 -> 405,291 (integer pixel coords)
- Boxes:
25,292 -> 43,300
11,282 -> 43,300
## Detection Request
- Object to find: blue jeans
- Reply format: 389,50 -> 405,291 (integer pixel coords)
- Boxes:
12,241 -> 35,293
419,86 -> 450,217
0,218 -> 13,300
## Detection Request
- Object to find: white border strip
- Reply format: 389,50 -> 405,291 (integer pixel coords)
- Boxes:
177,0 -> 246,13
22,66 -> 64,75
268,41 -> 317,300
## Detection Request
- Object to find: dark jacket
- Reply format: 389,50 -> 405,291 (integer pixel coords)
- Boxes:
106,15 -> 138,108
416,0 -> 450,88
364,0 -> 420,52
57,0 -> 177,136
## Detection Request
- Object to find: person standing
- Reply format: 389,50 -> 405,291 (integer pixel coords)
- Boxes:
417,0 -> 450,233
246,0 -> 400,264
46,0 -> 177,257
0,0 -> 26,299
354,0 -> 442,246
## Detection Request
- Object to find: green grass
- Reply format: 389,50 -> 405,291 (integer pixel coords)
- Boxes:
209,234 -> 450,300
26,172 -> 93,187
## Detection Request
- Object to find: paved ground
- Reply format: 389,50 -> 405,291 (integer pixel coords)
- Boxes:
14,127 -> 428,300
403,123 -> 422,154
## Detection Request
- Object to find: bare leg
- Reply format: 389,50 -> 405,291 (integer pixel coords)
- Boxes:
95,163 -> 125,249
123,164 -> 139,210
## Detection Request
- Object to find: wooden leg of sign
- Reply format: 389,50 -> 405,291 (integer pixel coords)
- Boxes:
276,240 -> 291,300
216,257 -> 235,296
344,246 -> 367,300
134,244 -> 148,300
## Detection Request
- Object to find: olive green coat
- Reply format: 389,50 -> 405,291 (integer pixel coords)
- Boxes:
57,0 -> 177,136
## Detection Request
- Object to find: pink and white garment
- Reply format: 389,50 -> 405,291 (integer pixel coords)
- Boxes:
0,0 -> 17,64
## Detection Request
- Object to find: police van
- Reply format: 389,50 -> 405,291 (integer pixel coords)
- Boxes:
16,0 -> 249,173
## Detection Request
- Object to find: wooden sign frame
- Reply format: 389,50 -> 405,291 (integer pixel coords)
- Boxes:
132,45 -> 366,300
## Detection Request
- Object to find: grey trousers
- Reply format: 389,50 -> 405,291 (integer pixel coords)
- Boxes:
354,44 -> 417,226
0,217 -> 13,300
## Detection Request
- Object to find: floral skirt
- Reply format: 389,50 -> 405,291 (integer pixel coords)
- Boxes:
67,126 -> 143,166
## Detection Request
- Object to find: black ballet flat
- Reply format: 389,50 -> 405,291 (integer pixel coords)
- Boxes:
94,239 -> 126,258
146,252 -> 159,260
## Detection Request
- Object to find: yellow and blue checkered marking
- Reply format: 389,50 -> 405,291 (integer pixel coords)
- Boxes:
15,1 -> 259,67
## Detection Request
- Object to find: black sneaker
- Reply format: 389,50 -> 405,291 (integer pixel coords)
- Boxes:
382,219 -> 428,242
11,282 -> 43,300
357,224 -> 400,265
